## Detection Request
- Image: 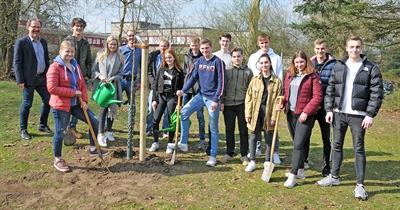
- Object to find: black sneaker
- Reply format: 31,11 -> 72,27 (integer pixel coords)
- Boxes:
38,125 -> 54,134
20,129 -> 31,140
322,165 -> 330,176
89,148 -> 110,157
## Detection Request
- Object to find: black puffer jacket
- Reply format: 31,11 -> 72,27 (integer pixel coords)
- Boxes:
183,49 -> 203,94
324,54 -> 383,118
152,66 -> 184,103
148,50 -> 161,88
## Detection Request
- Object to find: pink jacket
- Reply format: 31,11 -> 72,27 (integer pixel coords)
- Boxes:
47,62 -> 88,112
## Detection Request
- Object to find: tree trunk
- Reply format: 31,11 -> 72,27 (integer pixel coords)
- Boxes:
248,0 -> 261,54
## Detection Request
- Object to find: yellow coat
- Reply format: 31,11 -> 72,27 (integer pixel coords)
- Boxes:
245,73 -> 282,132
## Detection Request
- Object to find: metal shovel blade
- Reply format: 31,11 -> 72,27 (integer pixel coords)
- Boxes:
261,161 -> 275,182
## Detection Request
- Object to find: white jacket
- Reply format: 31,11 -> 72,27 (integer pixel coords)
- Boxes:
247,48 -> 283,81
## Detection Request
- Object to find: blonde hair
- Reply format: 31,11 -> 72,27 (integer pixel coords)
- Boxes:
96,36 -> 124,63
60,40 -> 74,51
288,51 -> 315,77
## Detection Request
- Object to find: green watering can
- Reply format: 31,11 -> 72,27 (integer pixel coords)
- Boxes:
162,109 -> 191,132
93,82 -> 122,107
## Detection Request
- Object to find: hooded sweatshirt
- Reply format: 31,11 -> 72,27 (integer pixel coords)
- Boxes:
247,48 -> 283,81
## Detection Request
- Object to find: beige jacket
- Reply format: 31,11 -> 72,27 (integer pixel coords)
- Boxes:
245,74 -> 282,132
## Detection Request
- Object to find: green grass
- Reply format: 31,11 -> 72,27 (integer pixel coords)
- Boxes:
0,80 -> 399,209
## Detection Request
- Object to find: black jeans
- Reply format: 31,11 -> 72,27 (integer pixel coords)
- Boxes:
303,107 -> 331,166
223,104 -> 248,157
249,106 -> 265,161
98,107 -> 114,133
287,110 -> 315,175
153,92 -> 177,144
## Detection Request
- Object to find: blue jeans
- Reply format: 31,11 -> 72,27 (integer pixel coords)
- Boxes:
331,112 -> 366,184
183,93 -> 205,141
20,75 -> 51,130
52,106 -> 98,157
180,93 -> 220,157
122,78 -> 136,127
146,90 -> 170,131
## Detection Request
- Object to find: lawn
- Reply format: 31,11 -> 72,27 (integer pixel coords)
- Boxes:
0,80 -> 399,209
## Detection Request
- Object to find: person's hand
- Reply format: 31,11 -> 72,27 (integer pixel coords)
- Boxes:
299,112 -> 308,123
81,101 -> 88,110
75,90 -> 82,96
362,116 -> 374,129
276,103 -> 283,111
325,112 -> 333,124
270,120 -> 276,126
220,104 -> 225,112
246,118 -> 251,124
17,83 -> 25,88
176,90 -> 183,97
136,83 -> 141,91
152,101 -> 157,111
211,102 -> 218,111
107,77 -> 114,83
84,76 -> 89,81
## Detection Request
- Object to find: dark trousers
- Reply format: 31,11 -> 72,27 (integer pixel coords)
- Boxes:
223,104 -> 248,157
303,107 -> 331,166
249,106 -> 265,161
153,93 -> 177,144
20,75 -> 51,130
287,110 -> 315,175
331,112 -> 366,185
98,107 -> 114,133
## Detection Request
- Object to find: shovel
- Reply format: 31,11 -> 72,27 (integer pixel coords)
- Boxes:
171,95 -> 181,165
262,96 -> 284,182
78,95 -> 112,173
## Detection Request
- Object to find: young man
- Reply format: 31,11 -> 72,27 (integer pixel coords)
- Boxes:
213,33 -> 232,66
120,30 -> 142,130
303,39 -> 336,175
182,36 -> 206,149
174,38 -> 225,167
247,33 -> 283,163
220,47 -> 253,165
14,18 -> 53,140
64,17 -> 93,139
317,36 -> 384,201
147,39 -> 171,151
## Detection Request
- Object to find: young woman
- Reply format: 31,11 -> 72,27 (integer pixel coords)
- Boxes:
92,36 -> 124,147
149,48 -> 184,153
47,41 -> 108,172
278,51 -> 322,188
245,53 -> 282,172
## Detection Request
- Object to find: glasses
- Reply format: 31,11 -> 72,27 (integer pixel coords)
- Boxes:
30,26 -> 41,29
74,25 -> 85,28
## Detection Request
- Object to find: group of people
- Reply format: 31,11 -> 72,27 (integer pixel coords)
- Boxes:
14,17 -> 383,201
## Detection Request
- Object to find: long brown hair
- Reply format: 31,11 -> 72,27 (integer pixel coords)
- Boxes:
160,48 -> 183,72
288,51 -> 315,77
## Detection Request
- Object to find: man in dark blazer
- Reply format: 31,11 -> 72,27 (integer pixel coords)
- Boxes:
14,18 -> 53,140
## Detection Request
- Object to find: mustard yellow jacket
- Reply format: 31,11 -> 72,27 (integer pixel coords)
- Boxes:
245,74 -> 282,132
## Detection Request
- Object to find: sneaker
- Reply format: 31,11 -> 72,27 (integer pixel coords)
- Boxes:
304,162 -> 310,169
169,142 -> 188,152
316,174 -> 340,186
354,184 -> 368,200
20,129 -> 31,140
273,152 -> 281,164
245,161 -> 256,172
38,125 -> 54,134
285,170 -> 306,179
106,131 -> 115,141
71,127 -> 83,139
97,134 -> 107,147
206,157 -> 217,167
220,154 -> 233,164
284,174 -> 297,188
149,142 -> 159,152
54,158 -> 69,172
146,130 -> 153,136
322,165 -> 330,176
163,132 -> 169,139
89,148 -> 109,157
197,140 -> 205,149
166,145 -> 173,154
255,148 -> 262,156
240,156 -> 250,166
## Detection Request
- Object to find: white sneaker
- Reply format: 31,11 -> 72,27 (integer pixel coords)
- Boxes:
149,142 -> 159,152
273,152 -> 281,164
304,162 -> 310,169
206,157 -> 217,167
97,134 -> 107,147
166,145 -> 173,154
106,131 -> 115,141
284,174 -> 297,188
169,142 -> 188,152
245,161 -> 256,172
285,170 -> 306,179
354,184 -> 368,200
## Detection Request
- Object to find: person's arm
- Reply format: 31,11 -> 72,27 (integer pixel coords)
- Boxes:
13,39 -> 24,86
213,59 -> 225,103
302,74 -> 323,116
244,80 -> 254,124
276,56 -> 284,81
270,79 -> 283,122
86,43 -> 93,80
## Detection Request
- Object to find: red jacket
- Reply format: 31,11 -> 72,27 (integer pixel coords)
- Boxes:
282,70 -> 322,115
47,61 -> 88,112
